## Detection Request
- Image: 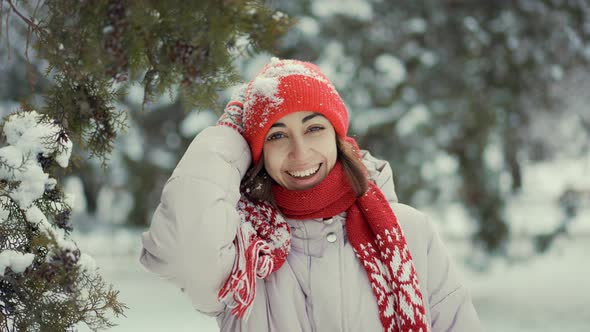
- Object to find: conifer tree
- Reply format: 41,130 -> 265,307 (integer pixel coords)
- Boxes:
0,0 -> 292,330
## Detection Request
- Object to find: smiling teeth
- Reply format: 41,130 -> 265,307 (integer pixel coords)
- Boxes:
288,164 -> 321,178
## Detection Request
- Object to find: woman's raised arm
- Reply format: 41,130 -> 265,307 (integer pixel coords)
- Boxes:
139,124 -> 251,316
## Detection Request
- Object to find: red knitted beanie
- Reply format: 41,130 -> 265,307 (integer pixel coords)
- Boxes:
242,58 -> 349,164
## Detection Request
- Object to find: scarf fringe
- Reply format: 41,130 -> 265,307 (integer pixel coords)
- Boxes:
218,221 -> 273,320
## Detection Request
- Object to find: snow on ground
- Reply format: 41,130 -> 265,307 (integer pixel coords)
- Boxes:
73,229 -> 217,332
454,236 -> 590,332
76,254 -> 217,332
73,229 -> 590,332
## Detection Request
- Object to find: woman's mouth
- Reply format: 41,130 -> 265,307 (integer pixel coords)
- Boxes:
286,163 -> 322,179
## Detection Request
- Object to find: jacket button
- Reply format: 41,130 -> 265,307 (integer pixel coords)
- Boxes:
326,232 -> 337,243
323,218 -> 334,225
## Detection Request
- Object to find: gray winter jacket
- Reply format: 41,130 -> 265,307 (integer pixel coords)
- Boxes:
140,126 -> 482,331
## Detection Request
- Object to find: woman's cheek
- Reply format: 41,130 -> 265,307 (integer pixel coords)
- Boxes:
266,148 -> 286,177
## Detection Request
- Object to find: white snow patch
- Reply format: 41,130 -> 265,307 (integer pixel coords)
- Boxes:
248,76 -> 282,109
297,16 -> 320,36
550,65 -> 564,81
420,51 -> 438,67
41,290 -> 71,304
311,0 -> 373,21
463,16 -> 480,32
3,111 -> 72,168
396,104 -> 429,136
318,42 -> 357,91
120,121 -> 144,162
64,176 -> 87,214
0,250 -> 35,276
484,140 -> 504,171
272,11 -> 286,22
262,58 -> 328,84
77,253 -> 97,273
569,208 -> 590,233
180,110 -> 217,138
0,197 -> 9,223
422,203 -> 478,239
71,228 -> 143,257
507,157 -> 590,235
405,17 -> 427,34
351,105 -> 404,135
25,205 -> 78,252
375,54 -> 406,82
0,111 -> 73,208
45,177 -> 57,191
25,204 -> 49,228
0,147 -> 48,209
421,152 -> 459,181
97,187 -> 135,225
374,54 -> 406,93
147,147 -> 177,170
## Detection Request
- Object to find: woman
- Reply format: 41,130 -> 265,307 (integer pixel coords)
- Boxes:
140,58 -> 482,331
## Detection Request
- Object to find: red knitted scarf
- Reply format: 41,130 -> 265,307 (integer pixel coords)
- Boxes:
219,162 -> 430,331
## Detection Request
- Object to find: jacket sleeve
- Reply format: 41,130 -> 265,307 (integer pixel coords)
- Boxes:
424,214 -> 483,331
139,126 -> 251,316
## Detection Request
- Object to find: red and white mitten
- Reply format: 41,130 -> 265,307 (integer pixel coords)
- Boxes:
217,84 -> 247,135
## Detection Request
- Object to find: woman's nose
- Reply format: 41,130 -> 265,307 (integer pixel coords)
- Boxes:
289,136 -> 310,160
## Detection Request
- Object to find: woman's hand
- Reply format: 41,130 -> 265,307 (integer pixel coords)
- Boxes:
217,84 -> 247,135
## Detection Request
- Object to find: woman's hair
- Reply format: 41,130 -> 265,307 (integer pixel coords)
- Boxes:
241,136 -> 369,207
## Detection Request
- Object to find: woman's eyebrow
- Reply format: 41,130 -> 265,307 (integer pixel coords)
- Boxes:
302,113 -> 322,123
270,113 -> 323,128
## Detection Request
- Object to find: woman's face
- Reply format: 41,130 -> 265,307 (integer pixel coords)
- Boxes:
263,111 -> 337,191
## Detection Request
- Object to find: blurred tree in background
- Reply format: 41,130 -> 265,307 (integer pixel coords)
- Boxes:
272,0 -> 590,257
0,0 -> 291,330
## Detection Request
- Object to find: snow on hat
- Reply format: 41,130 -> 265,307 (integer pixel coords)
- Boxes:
242,58 -> 349,164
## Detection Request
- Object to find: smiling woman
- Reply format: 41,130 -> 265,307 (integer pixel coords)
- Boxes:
241,111 -> 367,207
263,111 -> 337,191
139,58 -> 483,332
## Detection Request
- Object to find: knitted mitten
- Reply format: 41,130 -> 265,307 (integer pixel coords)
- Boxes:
217,84 -> 247,135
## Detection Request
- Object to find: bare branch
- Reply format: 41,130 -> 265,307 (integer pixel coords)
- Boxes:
7,0 -> 44,91
25,25 -> 36,91
28,0 -> 44,84
7,0 -> 36,27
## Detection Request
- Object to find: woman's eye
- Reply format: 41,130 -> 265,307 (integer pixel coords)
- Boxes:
266,132 -> 285,141
307,125 -> 324,133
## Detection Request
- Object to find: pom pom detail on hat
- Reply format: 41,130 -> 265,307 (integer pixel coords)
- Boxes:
242,58 -> 349,164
